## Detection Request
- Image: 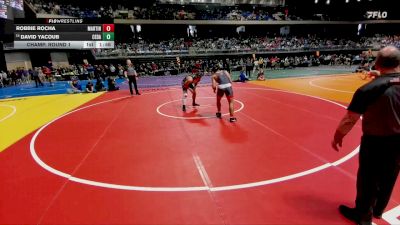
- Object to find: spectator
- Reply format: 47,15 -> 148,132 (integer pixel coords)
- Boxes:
32,67 -> 44,87
10,70 -> 18,86
0,71 -> 3,88
85,80 -> 95,93
234,68 -> 249,82
43,66 -> 53,86
109,64 -> 116,76
67,78 -> 82,93
95,78 -> 107,91
257,68 -> 266,81
107,77 -> 120,91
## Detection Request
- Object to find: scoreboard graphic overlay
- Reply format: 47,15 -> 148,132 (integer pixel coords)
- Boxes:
13,19 -> 114,49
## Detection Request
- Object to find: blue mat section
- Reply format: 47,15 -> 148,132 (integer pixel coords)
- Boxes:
0,82 -> 70,99
0,79 -> 126,99
0,75 -> 203,99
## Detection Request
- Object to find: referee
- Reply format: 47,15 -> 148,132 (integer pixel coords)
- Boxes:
125,59 -> 140,95
332,46 -> 400,225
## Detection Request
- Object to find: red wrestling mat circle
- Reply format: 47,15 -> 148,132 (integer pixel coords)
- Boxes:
30,87 -> 361,191
156,96 -> 244,120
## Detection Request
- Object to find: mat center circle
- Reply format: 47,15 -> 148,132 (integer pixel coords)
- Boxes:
156,97 -> 245,119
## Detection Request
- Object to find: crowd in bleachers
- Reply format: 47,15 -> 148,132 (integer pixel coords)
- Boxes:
26,0 -> 297,20
0,52 -> 372,89
94,35 -> 393,57
378,35 -> 400,48
1,66 -> 60,87
26,0 -> 113,18
25,0 -> 399,21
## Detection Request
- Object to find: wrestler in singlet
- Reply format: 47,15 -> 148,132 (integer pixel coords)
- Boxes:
215,70 -> 233,98
212,67 -> 236,122
181,73 -> 202,112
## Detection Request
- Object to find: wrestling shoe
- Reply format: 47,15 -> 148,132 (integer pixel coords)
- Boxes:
339,205 -> 372,225
229,117 -> 237,122
373,213 -> 382,219
216,112 -> 222,118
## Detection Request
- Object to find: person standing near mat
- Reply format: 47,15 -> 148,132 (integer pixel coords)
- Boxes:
331,46 -> 400,225
212,65 -> 236,122
181,65 -> 203,112
125,59 -> 140,96
32,67 -> 44,88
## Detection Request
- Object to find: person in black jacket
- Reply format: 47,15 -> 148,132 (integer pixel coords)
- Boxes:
32,67 -> 44,87
107,77 -> 119,91
332,46 -> 400,225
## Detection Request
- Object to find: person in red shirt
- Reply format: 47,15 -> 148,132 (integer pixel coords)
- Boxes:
43,66 -> 53,86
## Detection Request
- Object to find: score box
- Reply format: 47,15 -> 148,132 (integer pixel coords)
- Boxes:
102,32 -> 114,41
102,24 -> 114,32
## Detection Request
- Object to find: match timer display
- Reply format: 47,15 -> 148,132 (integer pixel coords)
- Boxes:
13,19 -> 115,49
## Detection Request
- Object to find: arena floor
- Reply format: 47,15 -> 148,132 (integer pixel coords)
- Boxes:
0,71 -> 399,225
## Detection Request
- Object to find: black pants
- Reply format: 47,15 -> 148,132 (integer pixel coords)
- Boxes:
246,66 -> 252,77
33,76 -> 43,87
355,135 -> 400,220
127,76 -> 139,95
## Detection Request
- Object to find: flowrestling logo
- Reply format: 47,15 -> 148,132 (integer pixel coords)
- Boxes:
366,11 -> 388,19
